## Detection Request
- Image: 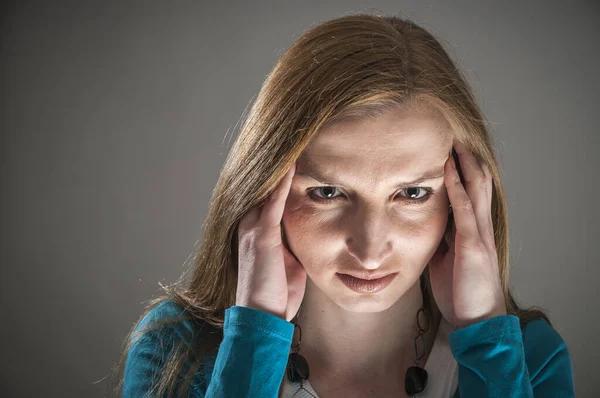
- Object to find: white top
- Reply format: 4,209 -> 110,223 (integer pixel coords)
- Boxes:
279,316 -> 458,397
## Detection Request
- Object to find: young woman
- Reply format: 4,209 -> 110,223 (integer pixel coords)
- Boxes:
114,13 -> 575,397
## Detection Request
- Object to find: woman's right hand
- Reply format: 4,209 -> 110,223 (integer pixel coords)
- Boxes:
235,163 -> 307,322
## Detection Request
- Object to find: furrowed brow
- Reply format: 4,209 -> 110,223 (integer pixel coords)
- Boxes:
296,168 -> 445,188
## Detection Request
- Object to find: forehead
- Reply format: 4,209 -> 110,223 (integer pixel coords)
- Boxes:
300,105 -> 453,165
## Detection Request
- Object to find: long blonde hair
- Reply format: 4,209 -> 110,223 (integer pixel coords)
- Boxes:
109,13 -> 550,397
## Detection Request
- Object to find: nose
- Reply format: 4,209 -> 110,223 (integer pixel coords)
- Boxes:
345,206 -> 394,270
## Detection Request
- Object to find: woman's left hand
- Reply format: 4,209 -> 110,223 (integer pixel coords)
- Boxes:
429,140 -> 507,330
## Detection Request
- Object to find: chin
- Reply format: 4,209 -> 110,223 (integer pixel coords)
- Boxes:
306,271 -> 416,313
330,288 -> 402,313
333,295 -> 398,313
327,271 -> 413,313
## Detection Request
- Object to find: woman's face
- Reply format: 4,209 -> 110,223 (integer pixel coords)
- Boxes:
282,105 -> 454,312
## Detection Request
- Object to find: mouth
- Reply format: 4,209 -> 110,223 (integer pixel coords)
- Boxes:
336,272 -> 398,294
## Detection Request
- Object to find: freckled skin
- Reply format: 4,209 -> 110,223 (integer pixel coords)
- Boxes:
282,105 -> 454,313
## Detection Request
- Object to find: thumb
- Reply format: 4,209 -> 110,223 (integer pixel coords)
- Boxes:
283,245 -> 307,322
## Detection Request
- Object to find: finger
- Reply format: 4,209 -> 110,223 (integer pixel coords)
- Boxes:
238,205 -> 261,234
261,163 -> 296,228
479,161 -> 496,250
453,141 -> 495,250
449,219 -> 456,256
445,156 -> 479,246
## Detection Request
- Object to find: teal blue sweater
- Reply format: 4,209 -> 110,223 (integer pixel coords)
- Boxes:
122,300 -> 575,397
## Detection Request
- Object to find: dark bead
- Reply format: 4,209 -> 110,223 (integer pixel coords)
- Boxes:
286,352 -> 310,382
405,366 -> 428,394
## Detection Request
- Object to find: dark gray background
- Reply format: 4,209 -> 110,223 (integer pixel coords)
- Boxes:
1,1 -> 598,397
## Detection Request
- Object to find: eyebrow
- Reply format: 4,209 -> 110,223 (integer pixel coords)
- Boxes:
295,168 -> 445,188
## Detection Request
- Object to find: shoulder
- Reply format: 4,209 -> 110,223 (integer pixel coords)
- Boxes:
520,317 -> 572,374
131,299 -> 222,352
132,299 -> 197,346
521,317 -> 567,349
123,299 -> 223,396
519,316 -> 576,392
136,299 -> 189,327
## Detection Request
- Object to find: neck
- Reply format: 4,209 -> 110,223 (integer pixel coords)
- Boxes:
294,277 -> 441,383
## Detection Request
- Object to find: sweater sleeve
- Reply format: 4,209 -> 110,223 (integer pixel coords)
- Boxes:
122,302 -> 294,398
449,314 -> 575,398
205,305 -> 294,397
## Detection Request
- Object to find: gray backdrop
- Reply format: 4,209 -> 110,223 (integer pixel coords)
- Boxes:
1,1 -> 598,397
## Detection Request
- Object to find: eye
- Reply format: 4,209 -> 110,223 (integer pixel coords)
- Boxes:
398,187 -> 430,200
306,186 -> 434,204
308,186 -> 344,201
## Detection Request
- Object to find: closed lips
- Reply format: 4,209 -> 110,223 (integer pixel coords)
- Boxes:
339,272 -> 396,280
337,272 -> 399,294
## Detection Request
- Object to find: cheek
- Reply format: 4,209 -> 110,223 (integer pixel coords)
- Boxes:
282,202 -> 339,277
399,206 -> 449,246
398,209 -> 450,267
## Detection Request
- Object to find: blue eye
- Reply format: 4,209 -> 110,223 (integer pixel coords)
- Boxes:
307,186 -> 434,204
